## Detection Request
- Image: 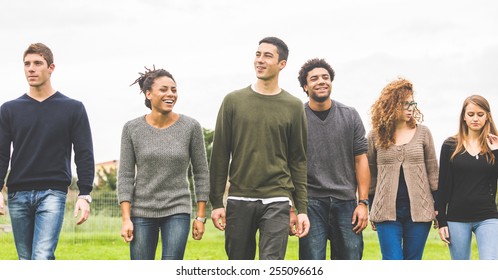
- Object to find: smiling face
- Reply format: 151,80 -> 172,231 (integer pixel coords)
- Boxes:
464,102 -> 487,132
304,67 -> 332,103
254,43 -> 285,81
24,53 -> 54,88
146,76 -> 177,114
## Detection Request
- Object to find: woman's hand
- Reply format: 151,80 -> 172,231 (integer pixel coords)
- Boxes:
121,219 -> 134,243
433,211 -> 439,229
192,219 -> 205,240
487,133 -> 498,150
438,226 -> 450,244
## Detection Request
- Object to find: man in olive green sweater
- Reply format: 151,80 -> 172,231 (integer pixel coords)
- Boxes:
209,37 -> 309,260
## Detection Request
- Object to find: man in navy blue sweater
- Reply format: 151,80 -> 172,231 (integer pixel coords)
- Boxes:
0,43 -> 95,260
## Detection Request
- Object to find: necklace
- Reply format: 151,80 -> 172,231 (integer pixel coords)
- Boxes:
465,140 -> 481,160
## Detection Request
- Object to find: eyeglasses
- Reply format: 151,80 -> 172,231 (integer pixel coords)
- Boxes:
403,101 -> 417,110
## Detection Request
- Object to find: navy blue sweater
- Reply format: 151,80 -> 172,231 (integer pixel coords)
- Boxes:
0,92 -> 94,195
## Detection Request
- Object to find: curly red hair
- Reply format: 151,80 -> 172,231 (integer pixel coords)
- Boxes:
370,78 -> 424,149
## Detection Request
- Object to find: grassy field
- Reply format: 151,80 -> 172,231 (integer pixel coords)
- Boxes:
0,215 -> 479,260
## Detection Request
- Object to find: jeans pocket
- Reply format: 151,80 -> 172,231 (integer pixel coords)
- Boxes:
47,189 -> 67,199
7,191 -> 18,200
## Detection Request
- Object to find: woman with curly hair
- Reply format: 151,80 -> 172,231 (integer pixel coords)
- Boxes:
367,78 -> 438,260
117,67 -> 209,260
436,95 -> 498,259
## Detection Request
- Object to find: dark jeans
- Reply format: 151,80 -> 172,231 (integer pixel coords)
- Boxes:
375,205 -> 431,260
225,200 -> 290,260
299,197 -> 363,260
130,213 -> 190,260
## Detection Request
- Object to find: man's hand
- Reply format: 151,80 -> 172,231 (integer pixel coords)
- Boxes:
352,204 -> 368,234
74,198 -> 90,225
294,213 -> 310,238
289,209 -> 297,236
0,192 -> 5,215
211,208 -> 226,231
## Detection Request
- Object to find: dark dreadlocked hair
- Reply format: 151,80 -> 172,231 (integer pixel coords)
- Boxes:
130,65 -> 176,109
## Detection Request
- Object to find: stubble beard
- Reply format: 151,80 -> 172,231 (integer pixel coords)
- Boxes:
310,91 -> 331,103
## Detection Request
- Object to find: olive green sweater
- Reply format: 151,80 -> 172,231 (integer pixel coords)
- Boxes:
367,125 -> 438,222
209,86 -> 308,213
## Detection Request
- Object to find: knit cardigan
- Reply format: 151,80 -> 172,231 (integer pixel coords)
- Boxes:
367,124 -> 439,222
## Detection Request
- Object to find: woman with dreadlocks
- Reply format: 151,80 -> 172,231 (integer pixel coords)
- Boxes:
117,67 -> 209,260
367,77 -> 438,260
436,95 -> 498,260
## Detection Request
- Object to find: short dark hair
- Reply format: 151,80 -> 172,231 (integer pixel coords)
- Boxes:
23,43 -> 54,66
259,37 -> 289,62
130,66 -> 176,109
298,58 -> 335,93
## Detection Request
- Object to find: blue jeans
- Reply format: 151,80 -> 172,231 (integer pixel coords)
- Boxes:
8,189 -> 67,260
130,214 -> 190,260
447,219 -> 498,260
375,205 -> 431,260
299,197 -> 363,260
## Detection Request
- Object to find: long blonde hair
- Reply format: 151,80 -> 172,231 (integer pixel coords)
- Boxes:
451,95 -> 498,164
370,78 -> 423,149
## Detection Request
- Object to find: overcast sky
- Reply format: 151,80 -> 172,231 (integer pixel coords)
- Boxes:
1,0 -> 497,164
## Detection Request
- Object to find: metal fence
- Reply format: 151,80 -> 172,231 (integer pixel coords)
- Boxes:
0,190 -> 122,244
0,189 -> 211,245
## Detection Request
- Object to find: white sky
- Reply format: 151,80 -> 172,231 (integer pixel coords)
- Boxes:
1,0 -> 497,164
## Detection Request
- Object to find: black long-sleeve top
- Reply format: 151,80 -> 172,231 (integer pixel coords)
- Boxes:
436,137 -> 498,227
0,92 -> 94,195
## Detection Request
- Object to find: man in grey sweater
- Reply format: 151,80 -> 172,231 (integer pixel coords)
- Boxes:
295,58 -> 370,260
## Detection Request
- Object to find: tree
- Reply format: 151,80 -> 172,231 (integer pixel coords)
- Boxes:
95,166 -> 117,191
203,127 -> 214,165
188,128 -> 214,212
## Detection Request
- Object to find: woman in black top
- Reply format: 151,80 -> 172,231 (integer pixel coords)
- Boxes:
436,95 -> 498,259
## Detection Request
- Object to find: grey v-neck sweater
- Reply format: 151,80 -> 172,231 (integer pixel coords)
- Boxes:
117,115 -> 209,218
305,100 -> 368,200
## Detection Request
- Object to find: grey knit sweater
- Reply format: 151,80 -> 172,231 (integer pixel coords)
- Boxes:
117,115 -> 209,218
305,100 -> 368,200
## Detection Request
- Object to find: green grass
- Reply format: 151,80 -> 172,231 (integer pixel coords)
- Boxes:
0,215 -> 479,260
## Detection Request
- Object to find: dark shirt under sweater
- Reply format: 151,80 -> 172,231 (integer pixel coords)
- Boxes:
396,167 -> 410,208
0,92 -> 95,195
436,138 -> 498,227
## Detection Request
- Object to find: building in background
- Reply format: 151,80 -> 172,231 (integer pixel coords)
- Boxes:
94,160 -> 119,190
